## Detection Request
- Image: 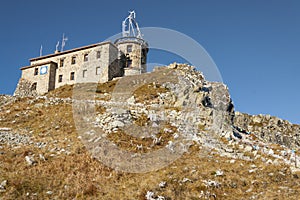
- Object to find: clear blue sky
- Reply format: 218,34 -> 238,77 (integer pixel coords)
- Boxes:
0,0 -> 299,124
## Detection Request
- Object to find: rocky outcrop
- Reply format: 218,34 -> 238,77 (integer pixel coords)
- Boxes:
0,95 -> 14,107
14,78 -> 37,97
0,127 -> 32,147
234,112 -> 300,149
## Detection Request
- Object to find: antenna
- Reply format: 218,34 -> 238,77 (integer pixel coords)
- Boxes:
61,33 -> 68,52
55,41 -> 60,52
122,10 -> 142,38
40,45 -> 43,57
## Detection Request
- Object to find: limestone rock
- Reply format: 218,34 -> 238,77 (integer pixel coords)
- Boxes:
25,155 -> 37,166
0,180 -> 7,192
14,78 -> 38,97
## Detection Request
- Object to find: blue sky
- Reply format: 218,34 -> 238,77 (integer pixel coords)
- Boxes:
0,0 -> 299,124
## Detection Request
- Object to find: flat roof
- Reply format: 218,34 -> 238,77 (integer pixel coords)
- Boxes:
30,41 -> 116,62
20,61 -> 57,70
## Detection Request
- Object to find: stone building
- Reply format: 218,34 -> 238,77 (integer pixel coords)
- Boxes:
14,11 -> 148,96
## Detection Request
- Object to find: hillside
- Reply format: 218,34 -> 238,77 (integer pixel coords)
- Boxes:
1,63 -> 300,199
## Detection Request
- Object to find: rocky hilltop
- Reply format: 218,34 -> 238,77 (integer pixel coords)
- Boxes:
0,63 -> 300,199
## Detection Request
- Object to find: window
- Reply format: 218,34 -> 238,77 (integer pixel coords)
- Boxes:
96,51 -> 101,59
127,45 -> 132,53
60,58 -> 64,67
127,59 -> 132,68
96,66 -> 101,75
31,82 -> 37,91
70,72 -> 75,80
84,54 -> 88,62
40,66 -> 48,75
83,69 -> 87,78
34,68 -> 38,76
71,56 -> 76,64
58,75 -> 63,83
141,49 -> 147,64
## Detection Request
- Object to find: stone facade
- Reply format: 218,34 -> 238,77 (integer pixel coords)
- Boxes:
15,40 -> 148,96
115,37 -> 148,76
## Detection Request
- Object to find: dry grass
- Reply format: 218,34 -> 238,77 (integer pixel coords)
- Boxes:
46,80 -> 118,100
96,79 -> 118,94
95,105 -> 106,114
47,84 -> 74,98
1,80 -> 300,199
107,124 -> 177,154
2,138 -> 300,199
133,83 -> 169,103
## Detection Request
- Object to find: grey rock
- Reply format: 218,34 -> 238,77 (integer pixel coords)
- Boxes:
25,155 -> 37,166
0,180 -> 7,192
111,120 -> 125,128
127,96 -> 135,104
244,146 -> 252,152
159,181 -> 166,188
39,154 -> 46,161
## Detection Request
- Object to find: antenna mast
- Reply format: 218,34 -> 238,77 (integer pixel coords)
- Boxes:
55,41 -> 60,52
122,10 -> 142,38
61,33 -> 68,52
40,45 -> 43,57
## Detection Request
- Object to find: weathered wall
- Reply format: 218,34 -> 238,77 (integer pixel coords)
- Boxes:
15,42 -> 122,95
18,62 -> 57,95
14,40 -> 149,96
108,44 -> 123,80
115,41 -> 147,75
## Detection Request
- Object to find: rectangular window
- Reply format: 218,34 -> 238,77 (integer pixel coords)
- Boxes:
127,59 -> 132,68
70,72 -> 75,80
84,54 -> 88,62
96,51 -> 101,59
71,56 -> 76,64
83,69 -> 87,78
127,45 -> 132,53
96,66 -> 101,75
31,82 -> 37,91
34,68 -> 38,76
58,75 -> 63,83
60,58 -> 64,67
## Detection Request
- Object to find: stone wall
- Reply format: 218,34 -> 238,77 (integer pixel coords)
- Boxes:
115,41 -> 147,75
20,62 -> 57,95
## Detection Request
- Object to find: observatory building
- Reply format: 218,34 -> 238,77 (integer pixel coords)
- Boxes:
14,11 -> 148,96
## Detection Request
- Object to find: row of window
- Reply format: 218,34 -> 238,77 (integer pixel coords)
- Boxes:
60,51 -> 101,67
57,67 -> 101,83
58,72 -> 75,83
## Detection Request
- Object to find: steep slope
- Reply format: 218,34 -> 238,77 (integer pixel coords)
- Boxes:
0,63 -> 300,199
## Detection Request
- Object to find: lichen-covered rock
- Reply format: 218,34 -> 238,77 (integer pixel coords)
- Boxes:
234,112 -> 300,148
14,78 -> 37,97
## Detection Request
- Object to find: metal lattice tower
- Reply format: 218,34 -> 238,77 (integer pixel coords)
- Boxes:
122,11 -> 142,38
115,10 -> 148,76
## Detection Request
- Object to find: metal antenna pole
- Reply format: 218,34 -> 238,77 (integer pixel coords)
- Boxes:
56,41 -> 60,52
61,33 -> 68,52
40,45 -> 43,57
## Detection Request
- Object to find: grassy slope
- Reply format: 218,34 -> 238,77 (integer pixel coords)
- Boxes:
1,81 -> 300,199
